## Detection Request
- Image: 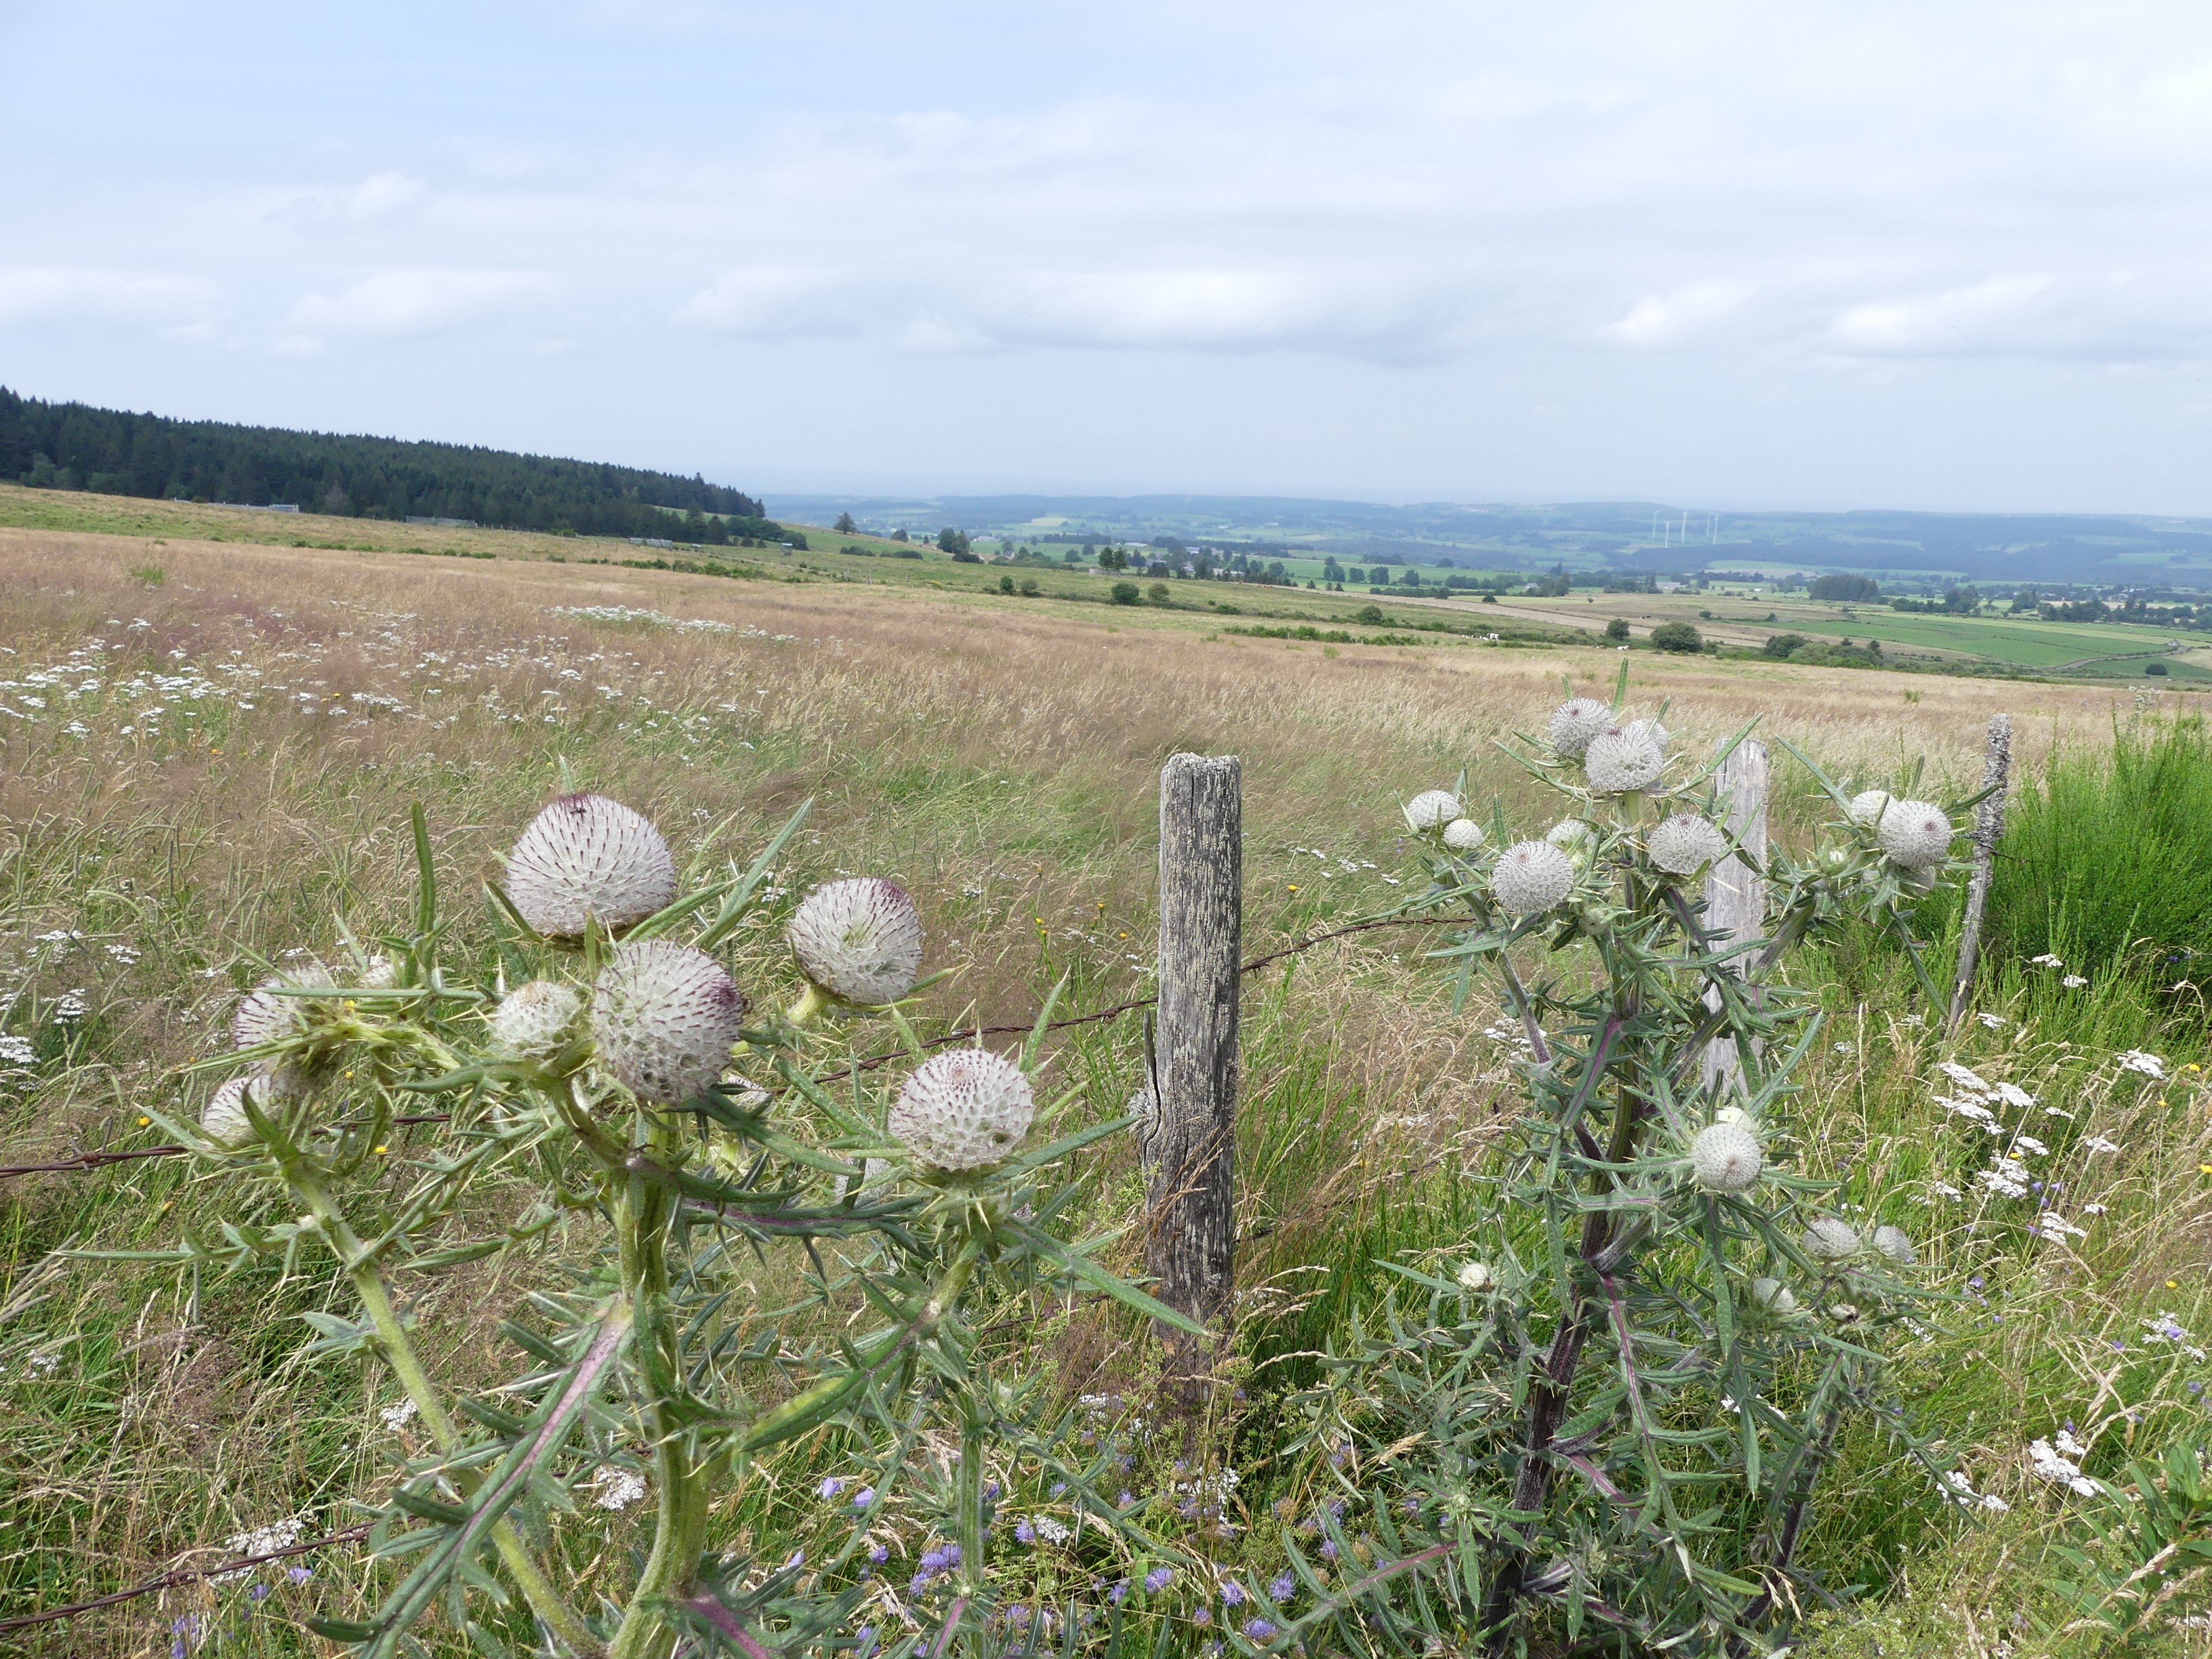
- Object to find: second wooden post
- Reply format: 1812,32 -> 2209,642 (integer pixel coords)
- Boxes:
1145,752 -> 1242,1402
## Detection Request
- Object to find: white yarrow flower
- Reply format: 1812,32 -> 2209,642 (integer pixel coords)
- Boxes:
1547,698 -> 1615,758
590,941 -> 748,1105
592,1467 -> 649,1511
1583,729 -> 1665,795
888,1048 -> 1036,1170
504,794 -> 676,937
1647,814 -> 1729,877
787,878 -> 926,1004
1876,798 -> 1952,869
1803,1217 -> 1861,1260
1690,1122 -> 1763,1191
1402,789 -> 1462,831
488,980 -> 585,1061
1492,840 -> 1575,915
1441,817 -> 1485,852
2116,1049 -> 2166,1079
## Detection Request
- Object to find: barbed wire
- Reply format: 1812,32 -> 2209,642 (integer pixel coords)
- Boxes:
0,1523 -> 373,1635
0,914 -> 1460,1183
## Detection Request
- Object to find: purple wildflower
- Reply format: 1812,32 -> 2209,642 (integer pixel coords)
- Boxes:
984,1481 -> 1001,1501
1118,1490 -> 1134,1508
1244,1620 -> 1277,1641
909,1572 -> 935,1596
1109,1579 -> 1130,1603
819,1477 -> 846,1500
921,1549 -> 949,1573
1269,1573 -> 1295,1601
869,1544 -> 888,1564
1222,1580 -> 1246,1607
945,1543 -> 962,1567
1193,1607 -> 1212,1627
248,1583 -> 270,1604
853,1486 -> 876,1509
1016,1519 -> 1038,1545
287,1566 -> 312,1586
1050,1482 -> 1067,1496
1145,1566 -> 1174,1593
1319,1540 -> 1340,1561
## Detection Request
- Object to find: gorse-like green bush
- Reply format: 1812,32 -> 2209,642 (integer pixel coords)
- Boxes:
1986,713 -> 2212,979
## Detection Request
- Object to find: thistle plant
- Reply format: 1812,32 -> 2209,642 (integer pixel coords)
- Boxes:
112,796 -> 1195,1659
1286,675 -> 1987,1656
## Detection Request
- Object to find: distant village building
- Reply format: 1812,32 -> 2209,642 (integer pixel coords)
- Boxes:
406,516 -> 478,528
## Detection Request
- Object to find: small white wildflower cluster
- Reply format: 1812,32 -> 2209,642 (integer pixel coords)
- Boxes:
888,1048 -> 1037,1172
2028,1430 -> 2100,1497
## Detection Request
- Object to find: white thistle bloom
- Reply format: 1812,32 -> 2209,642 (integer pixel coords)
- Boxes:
505,793 -> 676,937
1749,1277 -> 1797,1315
787,878 -> 926,1004
1690,1122 -> 1763,1191
1714,1104 -> 1752,1128
2115,1049 -> 2166,1079
1847,789 -> 1892,827
1456,1261 -> 1494,1292
590,941 -> 748,1105
1441,818 -> 1485,852
232,964 -> 335,1050
1619,717 -> 1670,753
1402,789 -> 1462,831
888,1048 -> 1036,1170
488,980 -> 585,1061
1547,698 -> 1614,758
201,1075 -> 273,1145
1492,840 -> 1575,916
1871,1224 -> 1917,1265
1583,729 -> 1665,795
1876,798 -> 1952,869
1647,814 -> 1729,877
1803,1217 -> 1860,1260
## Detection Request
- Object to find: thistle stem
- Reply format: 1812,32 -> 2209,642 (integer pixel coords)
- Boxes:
277,1154 -> 602,1657
785,981 -> 828,1028
958,1398 -> 988,1656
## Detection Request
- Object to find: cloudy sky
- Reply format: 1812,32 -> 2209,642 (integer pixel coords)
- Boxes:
6,1 -> 2212,511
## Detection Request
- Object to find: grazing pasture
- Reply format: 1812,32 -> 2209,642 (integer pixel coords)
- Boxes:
1,521 -> 2207,1656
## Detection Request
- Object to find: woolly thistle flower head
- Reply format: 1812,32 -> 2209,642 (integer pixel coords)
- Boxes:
1803,1217 -> 1861,1261
787,878 -> 925,1005
1402,790 -> 1462,832
1870,1224 -> 1918,1265
488,980 -> 586,1062
590,940 -> 747,1105
1441,817 -> 1485,853
232,964 -> 336,1051
1690,1121 -> 1763,1191
1619,717 -> 1671,754
201,1074 -> 275,1147
1547,698 -> 1615,759
1647,814 -> 1729,878
1877,798 -> 1952,870
888,1048 -> 1036,1171
1847,789 -> 1893,828
1492,840 -> 1576,916
1456,1261 -> 1494,1292
1582,729 -> 1666,795
1750,1276 -> 1798,1315
504,794 -> 676,939
352,954 -> 399,991
1545,818 -> 1595,853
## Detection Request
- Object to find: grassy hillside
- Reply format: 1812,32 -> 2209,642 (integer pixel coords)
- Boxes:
0,518 -> 2206,1655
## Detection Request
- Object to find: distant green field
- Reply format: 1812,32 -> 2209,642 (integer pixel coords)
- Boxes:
1783,611 -> 2182,668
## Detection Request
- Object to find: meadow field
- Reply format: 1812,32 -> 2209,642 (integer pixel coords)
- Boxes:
1,516 -> 2209,1656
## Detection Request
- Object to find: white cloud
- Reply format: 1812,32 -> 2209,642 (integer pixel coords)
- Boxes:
1601,282 -> 1755,349
1823,274 -> 2212,361
0,267 -> 219,327
284,269 -> 551,340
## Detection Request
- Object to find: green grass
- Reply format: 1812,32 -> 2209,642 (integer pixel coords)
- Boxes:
1783,611 -> 2186,668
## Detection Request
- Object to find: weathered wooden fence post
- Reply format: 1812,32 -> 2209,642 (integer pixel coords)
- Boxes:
1145,753 -> 1242,1402
1702,739 -> 1769,1095
1948,712 -> 2013,1033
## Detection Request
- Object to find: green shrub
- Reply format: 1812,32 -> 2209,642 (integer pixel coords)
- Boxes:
1604,616 -> 1629,640
1650,619 -> 1704,653
2145,659 -> 2170,676
1764,632 -> 1807,658
1110,580 -> 1140,605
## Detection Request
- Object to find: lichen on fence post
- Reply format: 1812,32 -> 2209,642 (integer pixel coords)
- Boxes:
1145,752 -> 1242,1406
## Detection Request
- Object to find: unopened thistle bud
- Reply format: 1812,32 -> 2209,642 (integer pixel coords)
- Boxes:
1750,1276 -> 1798,1315
1847,789 -> 1892,827
1402,790 -> 1462,832
1547,698 -> 1614,758
1492,840 -> 1575,915
1877,799 -> 1952,869
201,1075 -> 270,1146
1583,729 -> 1665,795
1456,1260 -> 1494,1292
590,941 -> 747,1105
1691,1121 -> 1763,1191
505,794 -> 676,938
232,964 -> 336,1050
488,980 -> 586,1061
1803,1217 -> 1861,1261
1441,818 -> 1485,852
787,878 -> 925,1005
1647,813 -> 1729,877
888,1048 -> 1036,1171
1871,1224 -> 1918,1265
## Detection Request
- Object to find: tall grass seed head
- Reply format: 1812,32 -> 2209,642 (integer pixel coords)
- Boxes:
1583,729 -> 1665,794
787,877 -> 926,1004
889,1048 -> 1036,1170
1871,1224 -> 1918,1265
1877,798 -> 1952,869
232,964 -> 336,1050
1547,698 -> 1614,758
1804,1217 -> 1861,1260
1441,817 -> 1485,851
489,979 -> 586,1061
1647,813 -> 1729,877
505,793 -> 676,938
1847,789 -> 1892,827
1402,789 -> 1462,831
590,940 -> 747,1105
1690,1121 -> 1763,1190
1493,839 -> 1576,914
